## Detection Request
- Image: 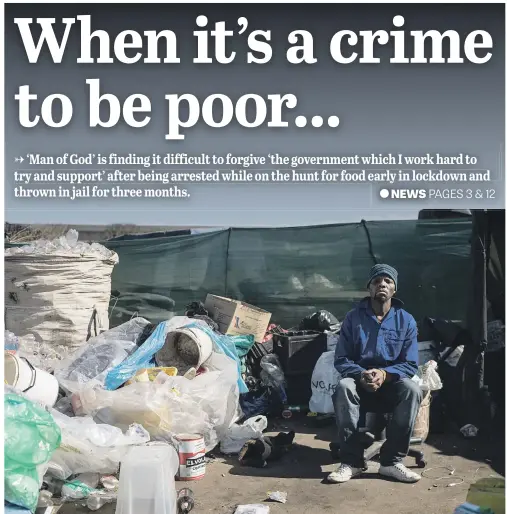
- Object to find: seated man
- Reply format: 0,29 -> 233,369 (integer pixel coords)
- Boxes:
328,263 -> 422,484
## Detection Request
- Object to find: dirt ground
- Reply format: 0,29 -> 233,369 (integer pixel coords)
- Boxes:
60,418 -> 503,514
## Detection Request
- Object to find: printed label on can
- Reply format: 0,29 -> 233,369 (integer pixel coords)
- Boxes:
186,455 -> 206,467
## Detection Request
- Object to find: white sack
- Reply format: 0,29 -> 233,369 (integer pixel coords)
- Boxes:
5,252 -> 118,358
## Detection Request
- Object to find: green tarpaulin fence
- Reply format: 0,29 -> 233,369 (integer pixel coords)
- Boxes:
102,219 -> 473,328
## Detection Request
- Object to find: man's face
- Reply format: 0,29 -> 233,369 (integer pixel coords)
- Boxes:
368,275 -> 396,302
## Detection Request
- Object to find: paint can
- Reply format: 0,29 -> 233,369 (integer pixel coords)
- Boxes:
175,434 -> 206,481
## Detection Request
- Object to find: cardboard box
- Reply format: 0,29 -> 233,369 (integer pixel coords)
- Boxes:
204,294 -> 272,343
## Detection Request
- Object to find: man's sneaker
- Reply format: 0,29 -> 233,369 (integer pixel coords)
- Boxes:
379,463 -> 422,483
327,464 -> 363,483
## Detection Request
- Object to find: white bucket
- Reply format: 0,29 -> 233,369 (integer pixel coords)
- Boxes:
5,353 -> 59,407
155,327 -> 213,374
175,433 -> 206,481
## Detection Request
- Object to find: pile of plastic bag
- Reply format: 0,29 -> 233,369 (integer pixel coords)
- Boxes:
52,316 -> 244,451
47,410 -> 149,479
5,393 -> 61,511
75,350 -> 239,450
4,304 -> 274,509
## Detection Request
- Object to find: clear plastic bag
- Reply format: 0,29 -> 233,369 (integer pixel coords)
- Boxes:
54,318 -> 151,393
260,354 -> 285,387
5,393 -> 61,511
220,415 -> 268,455
47,410 -> 149,479
415,360 -> 443,391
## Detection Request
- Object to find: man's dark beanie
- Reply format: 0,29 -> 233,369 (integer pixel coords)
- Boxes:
367,264 -> 398,290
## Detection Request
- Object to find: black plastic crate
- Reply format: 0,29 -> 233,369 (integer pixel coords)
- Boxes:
286,373 -> 313,405
273,331 -> 328,375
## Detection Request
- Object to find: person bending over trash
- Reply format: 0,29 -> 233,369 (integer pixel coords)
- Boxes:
328,264 -> 422,484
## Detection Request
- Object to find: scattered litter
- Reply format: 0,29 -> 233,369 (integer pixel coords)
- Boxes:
86,491 -> 117,511
238,431 -> 295,468
266,491 -> 287,504
454,502 -> 496,513
460,424 -> 479,438
177,488 -> 195,514
61,473 -> 100,500
234,505 -> 270,514
100,475 -> 119,492
220,416 -> 268,455
422,465 -> 456,479
422,466 -> 465,487
8,331 -> 69,373
5,331 -> 19,354
37,490 -> 54,508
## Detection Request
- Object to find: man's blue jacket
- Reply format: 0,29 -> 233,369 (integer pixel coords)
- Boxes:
334,297 -> 419,380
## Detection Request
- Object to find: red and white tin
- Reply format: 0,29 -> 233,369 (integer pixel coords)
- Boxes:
175,433 -> 206,481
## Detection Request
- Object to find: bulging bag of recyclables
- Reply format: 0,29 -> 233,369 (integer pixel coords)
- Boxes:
105,317 -> 249,394
54,317 -> 152,394
79,351 -> 239,451
5,230 -> 118,356
5,393 -> 61,511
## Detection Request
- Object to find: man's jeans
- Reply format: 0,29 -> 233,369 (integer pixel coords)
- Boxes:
332,377 -> 422,468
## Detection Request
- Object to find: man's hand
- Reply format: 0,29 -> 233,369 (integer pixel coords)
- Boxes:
360,369 -> 386,392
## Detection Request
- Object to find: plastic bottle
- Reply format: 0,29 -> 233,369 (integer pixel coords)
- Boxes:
453,503 -> 494,514
177,488 -> 195,514
86,492 -> 117,511
4,331 -> 19,354
282,405 -> 309,419
37,490 -> 54,508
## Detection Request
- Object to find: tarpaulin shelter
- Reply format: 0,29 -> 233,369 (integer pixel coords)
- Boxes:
99,218 -> 474,328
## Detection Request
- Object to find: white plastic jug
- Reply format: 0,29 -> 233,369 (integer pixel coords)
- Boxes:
115,445 -> 179,514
